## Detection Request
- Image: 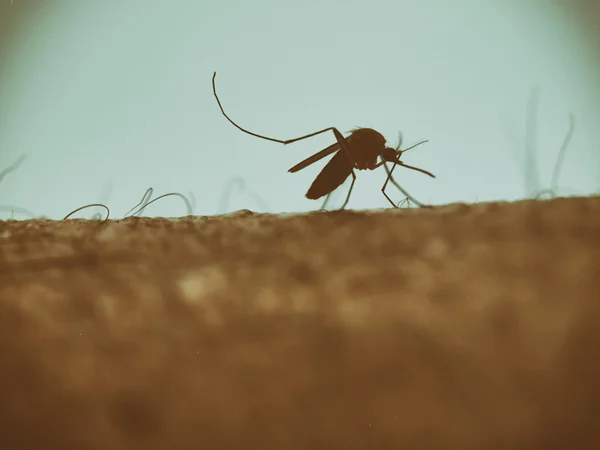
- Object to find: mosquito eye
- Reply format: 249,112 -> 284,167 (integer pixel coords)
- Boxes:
382,147 -> 395,158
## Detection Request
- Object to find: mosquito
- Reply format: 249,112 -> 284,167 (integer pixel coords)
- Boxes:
212,72 -> 436,210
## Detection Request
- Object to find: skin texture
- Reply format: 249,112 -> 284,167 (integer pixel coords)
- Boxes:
0,196 -> 599,450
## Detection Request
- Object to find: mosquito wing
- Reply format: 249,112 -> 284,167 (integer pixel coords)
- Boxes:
288,141 -> 340,173
305,150 -> 352,200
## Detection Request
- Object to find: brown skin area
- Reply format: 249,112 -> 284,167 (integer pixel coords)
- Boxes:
0,196 -> 599,450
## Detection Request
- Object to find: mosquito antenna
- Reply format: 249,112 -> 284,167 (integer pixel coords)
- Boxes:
124,187 -> 154,218
382,140 -> 429,166
395,132 -> 403,150
126,192 -> 193,218
212,72 -> 286,144
551,112 -> 575,194
63,204 -> 110,221
399,139 -> 428,153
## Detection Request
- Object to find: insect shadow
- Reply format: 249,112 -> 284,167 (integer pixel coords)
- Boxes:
212,72 -> 436,210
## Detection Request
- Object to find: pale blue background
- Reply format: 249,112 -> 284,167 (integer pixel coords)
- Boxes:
0,0 -> 598,219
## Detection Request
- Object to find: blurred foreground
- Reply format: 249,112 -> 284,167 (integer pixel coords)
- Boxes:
0,197 -> 599,449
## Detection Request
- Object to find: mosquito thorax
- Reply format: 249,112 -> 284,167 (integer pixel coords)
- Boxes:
344,129 -> 382,170
349,128 -> 387,146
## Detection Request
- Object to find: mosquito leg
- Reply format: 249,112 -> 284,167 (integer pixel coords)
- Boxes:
382,191 -> 396,208
382,162 -> 432,208
284,127 -> 344,146
397,197 -> 410,208
326,127 -> 357,210
213,72 -> 346,147
320,193 -> 332,211
381,160 -> 399,207
340,171 -> 357,210
331,128 -> 356,164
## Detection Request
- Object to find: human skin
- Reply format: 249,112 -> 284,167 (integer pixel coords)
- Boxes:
0,196 -> 599,450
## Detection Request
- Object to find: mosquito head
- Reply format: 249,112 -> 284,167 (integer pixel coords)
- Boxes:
381,146 -> 402,163
382,136 -> 430,166
379,131 -> 406,163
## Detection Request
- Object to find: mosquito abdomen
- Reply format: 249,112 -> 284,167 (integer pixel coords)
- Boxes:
306,151 -> 352,200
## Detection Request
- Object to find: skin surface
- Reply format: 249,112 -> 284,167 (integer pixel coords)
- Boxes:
0,196 -> 599,450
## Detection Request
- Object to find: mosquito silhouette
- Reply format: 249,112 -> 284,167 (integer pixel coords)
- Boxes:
212,72 -> 435,209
